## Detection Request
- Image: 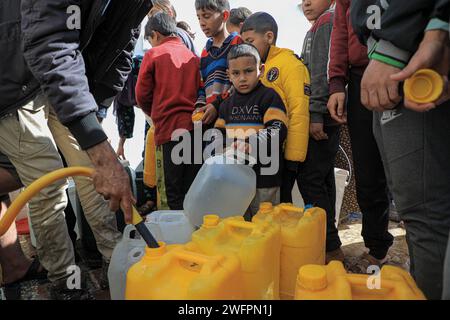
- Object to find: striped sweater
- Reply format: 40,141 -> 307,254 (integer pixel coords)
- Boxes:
196,32 -> 243,106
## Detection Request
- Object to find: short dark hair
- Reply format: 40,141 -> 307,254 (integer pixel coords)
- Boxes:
241,12 -> 278,43
144,12 -> 177,38
229,7 -> 252,26
195,0 -> 230,12
227,43 -> 261,66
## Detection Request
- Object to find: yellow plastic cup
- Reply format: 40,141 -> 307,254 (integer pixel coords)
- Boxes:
192,111 -> 204,122
404,69 -> 444,104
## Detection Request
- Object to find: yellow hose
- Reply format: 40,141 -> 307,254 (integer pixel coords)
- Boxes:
0,166 -> 144,237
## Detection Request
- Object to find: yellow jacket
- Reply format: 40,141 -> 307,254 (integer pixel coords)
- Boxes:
261,46 -> 310,162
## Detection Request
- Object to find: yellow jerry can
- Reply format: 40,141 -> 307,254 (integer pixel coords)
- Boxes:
185,215 -> 281,300
125,242 -> 244,300
143,126 -> 156,188
295,261 -> 426,300
252,203 -> 326,300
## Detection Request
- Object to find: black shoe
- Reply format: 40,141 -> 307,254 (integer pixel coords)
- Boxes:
99,259 -> 110,290
0,257 -> 48,300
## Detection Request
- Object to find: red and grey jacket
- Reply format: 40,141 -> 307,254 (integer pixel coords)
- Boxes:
328,0 -> 369,95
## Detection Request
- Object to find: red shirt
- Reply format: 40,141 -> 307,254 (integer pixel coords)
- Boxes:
136,37 -> 200,146
328,0 -> 369,95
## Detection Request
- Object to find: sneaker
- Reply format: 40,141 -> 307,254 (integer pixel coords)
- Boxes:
326,248 -> 345,264
360,252 -> 388,269
49,277 -> 93,300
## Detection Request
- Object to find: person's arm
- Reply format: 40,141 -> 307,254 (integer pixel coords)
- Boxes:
21,0 -> 134,221
352,0 -> 436,69
281,58 -> 311,162
329,0 -> 350,95
310,15 -> 333,125
91,28 -> 140,107
135,52 -> 155,115
21,0 -> 106,150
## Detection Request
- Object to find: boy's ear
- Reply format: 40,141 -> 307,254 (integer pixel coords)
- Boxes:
265,31 -> 275,46
222,10 -> 230,22
259,64 -> 266,78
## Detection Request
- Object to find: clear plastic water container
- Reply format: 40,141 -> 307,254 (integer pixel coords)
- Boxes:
145,210 -> 195,244
183,152 -> 257,227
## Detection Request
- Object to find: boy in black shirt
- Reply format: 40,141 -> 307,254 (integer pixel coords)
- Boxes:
215,44 -> 288,218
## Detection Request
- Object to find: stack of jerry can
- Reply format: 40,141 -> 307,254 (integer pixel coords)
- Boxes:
295,261 -> 426,300
252,203 -> 327,300
125,242 -> 244,300
185,215 -> 281,299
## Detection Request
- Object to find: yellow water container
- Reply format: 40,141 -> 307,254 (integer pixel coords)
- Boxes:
192,111 -> 204,123
295,261 -> 426,300
143,126 -> 156,188
186,215 -> 281,300
252,203 -> 326,300
404,69 -> 444,104
125,242 -> 244,300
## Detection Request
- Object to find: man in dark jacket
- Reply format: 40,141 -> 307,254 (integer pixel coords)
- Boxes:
350,0 -> 450,299
0,0 -> 153,299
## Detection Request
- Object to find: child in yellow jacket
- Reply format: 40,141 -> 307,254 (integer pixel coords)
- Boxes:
241,12 -> 311,202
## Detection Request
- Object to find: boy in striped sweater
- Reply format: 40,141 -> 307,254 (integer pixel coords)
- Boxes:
193,0 -> 243,124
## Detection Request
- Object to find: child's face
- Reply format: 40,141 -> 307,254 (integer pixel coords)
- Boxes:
196,8 -> 228,38
301,0 -> 331,21
228,56 -> 261,94
241,30 -> 273,61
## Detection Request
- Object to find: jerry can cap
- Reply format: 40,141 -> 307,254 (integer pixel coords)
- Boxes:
203,215 -> 220,227
298,265 -> 328,291
404,69 -> 444,104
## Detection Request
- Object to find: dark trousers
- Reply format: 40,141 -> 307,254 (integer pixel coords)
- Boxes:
300,125 -> 341,252
156,132 -> 202,210
373,100 -> 450,300
347,71 -> 394,259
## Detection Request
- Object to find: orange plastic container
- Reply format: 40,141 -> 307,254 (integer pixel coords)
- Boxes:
143,126 -> 156,188
186,215 -> 281,299
252,203 -> 326,300
404,69 -> 444,104
191,111 -> 204,123
125,242 -> 244,300
295,261 -> 426,300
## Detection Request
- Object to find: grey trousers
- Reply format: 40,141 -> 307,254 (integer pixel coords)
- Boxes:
444,232 -> 450,300
373,101 -> 450,300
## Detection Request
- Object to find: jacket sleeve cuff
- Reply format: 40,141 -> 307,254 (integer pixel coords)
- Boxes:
310,112 -> 324,124
329,77 -> 347,95
426,18 -> 450,32
66,112 -> 108,150
367,37 -> 411,69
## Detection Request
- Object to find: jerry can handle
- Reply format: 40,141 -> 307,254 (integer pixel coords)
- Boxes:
223,219 -> 262,235
172,250 -> 224,275
123,224 -> 137,240
277,203 -> 304,213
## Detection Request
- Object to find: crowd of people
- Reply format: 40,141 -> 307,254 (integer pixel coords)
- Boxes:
0,0 -> 449,300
